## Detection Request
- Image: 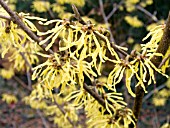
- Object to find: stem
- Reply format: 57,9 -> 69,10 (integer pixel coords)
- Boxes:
83,83 -> 105,107
0,14 -> 11,20
132,12 -> 170,125
36,109 -> 50,128
158,54 -> 170,68
98,0 -> 115,43
106,0 -> 123,20
136,5 -> 158,22
54,100 -> 76,127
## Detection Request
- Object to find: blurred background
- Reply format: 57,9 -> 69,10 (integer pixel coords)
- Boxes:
0,0 -> 170,127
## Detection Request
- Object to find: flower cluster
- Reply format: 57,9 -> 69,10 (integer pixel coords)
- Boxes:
0,12 -> 45,79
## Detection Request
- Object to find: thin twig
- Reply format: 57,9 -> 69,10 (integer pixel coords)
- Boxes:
36,109 -> 50,128
0,0 -> 54,54
13,76 -> 32,91
98,0 -> 115,43
136,5 -> 158,22
143,84 -> 166,102
19,51 -> 32,89
54,100 -> 76,128
106,0 -> 123,20
153,108 -> 160,128
158,54 -> 170,68
83,83 -> 105,107
0,14 -> 11,20
72,4 -> 87,25
19,52 -> 32,69
26,69 -> 32,89
42,0 -> 55,19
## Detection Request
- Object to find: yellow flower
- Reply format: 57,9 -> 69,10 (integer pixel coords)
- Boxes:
146,20 -> 165,31
0,68 -> 14,79
18,12 -> 47,33
51,4 -> 65,13
125,16 -> 143,27
2,93 -> 18,104
161,123 -> 170,128
130,51 -> 168,90
125,3 -> 135,12
153,97 -> 166,106
32,1 -> 50,13
127,37 -> 134,44
107,57 -> 137,97
146,0 -> 153,5
87,107 -> 135,128
57,0 -> 85,7
104,92 -> 127,115
126,0 -> 139,4
142,24 -> 165,53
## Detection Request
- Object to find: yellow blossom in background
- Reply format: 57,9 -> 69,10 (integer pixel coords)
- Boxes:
2,42 -> 41,72
158,89 -> 170,98
125,16 -> 143,27
98,76 -> 107,84
152,97 -> 166,106
0,68 -> 14,79
126,0 -> 139,4
2,93 -> 18,104
127,37 -> 134,44
124,0 -> 139,12
7,0 -> 17,10
51,4 -> 65,14
152,78 -> 170,107
146,0 -> 153,5
59,12 -> 73,19
57,0 -> 85,7
24,98 -> 47,109
125,3 -> 135,12
32,1 -> 50,13
9,0 -> 17,3
125,0 -> 140,12
140,2 -> 147,8
8,4 -> 16,10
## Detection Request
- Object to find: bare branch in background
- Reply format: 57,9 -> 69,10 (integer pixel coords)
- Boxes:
98,0 -> 115,43
106,0 -> 123,20
54,100 -> 77,128
36,109 -> 50,128
136,5 -> 158,22
143,84 -> 166,102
